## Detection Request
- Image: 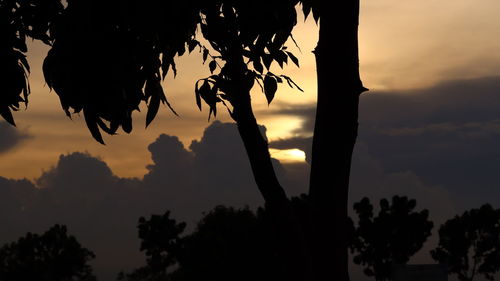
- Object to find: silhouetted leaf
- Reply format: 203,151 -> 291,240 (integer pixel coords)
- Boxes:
122,114 -> 133,134
209,60 -> 216,74
286,51 -> 299,67
83,109 -> 104,144
18,53 -> 30,73
199,80 -> 211,105
146,94 -> 160,128
96,118 -> 117,135
203,49 -> 209,63
195,80 -> 202,110
312,4 -> 320,23
273,51 -> 288,68
263,75 -> 277,104
188,40 -> 198,53
253,59 -> 263,73
262,53 -> 273,70
0,108 -> 16,126
302,1 -> 313,20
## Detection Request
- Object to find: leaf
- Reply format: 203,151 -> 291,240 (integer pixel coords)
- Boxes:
178,46 -> 186,57
146,92 -> 160,127
199,80 -> 211,104
0,108 -> 15,126
273,51 -> 288,68
253,59 -> 263,74
312,4 -> 320,23
302,3 -> 312,20
96,118 -> 117,135
83,109 -> 104,144
209,60 -> 217,74
188,40 -> 198,53
17,52 -> 30,73
203,49 -> 209,63
263,75 -> 277,104
286,51 -> 299,67
262,54 -> 273,70
195,80 -> 202,110
122,114 -> 133,133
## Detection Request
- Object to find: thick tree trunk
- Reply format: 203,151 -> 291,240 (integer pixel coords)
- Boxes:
309,1 -> 366,281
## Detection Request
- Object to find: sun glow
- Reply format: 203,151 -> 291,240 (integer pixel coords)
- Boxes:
269,148 -> 306,163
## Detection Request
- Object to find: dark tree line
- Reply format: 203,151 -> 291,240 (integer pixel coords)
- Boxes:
1,200 -> 500,281
119,198 -> 500,281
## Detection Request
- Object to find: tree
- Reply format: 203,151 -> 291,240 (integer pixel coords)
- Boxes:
118,211 -> 186,281
122,204 -> 312,281
350,196 -> 434,281
2,0 -> 365,280
431,204 -> 500,281
171,206 -> 281,281
0,224 -> 96,281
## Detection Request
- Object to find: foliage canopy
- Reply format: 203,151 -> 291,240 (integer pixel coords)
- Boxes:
0,224 -> 96,281
431,204 -> 500,281
350,196 -> 434,281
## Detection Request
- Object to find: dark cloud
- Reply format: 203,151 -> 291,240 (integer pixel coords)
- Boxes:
0,121 -> 308,281
0,122 -> 31,153
270,76 -> 500,212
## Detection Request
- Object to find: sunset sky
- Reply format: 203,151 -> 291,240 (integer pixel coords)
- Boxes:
2,1 -> 500,280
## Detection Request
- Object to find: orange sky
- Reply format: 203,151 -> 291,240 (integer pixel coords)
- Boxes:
2,1 -> 500,180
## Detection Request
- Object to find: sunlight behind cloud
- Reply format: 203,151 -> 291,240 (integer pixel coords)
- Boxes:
270,148 -> 306,163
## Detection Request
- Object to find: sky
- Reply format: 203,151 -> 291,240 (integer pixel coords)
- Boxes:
1,1 -> 500,280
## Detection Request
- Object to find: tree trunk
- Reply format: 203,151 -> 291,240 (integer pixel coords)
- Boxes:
232,90 -> 311,281
309,1 -> 366,281
225,53 -> 311,280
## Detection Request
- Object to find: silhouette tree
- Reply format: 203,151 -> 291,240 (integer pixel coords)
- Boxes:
117,211 -> 186,281
0,224 -> 96,281
2,1 -> 366,280
121,206 -> 285,281
431,204 -> 500,281
172,206 -> 283,281
350,196 -> 434,281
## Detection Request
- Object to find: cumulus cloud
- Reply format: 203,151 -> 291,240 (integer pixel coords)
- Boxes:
0,121 -> 308,280
0,122 -> 31,154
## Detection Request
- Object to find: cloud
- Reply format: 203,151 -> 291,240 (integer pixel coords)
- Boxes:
0,121 -> 308,281
0,122 -> 31,154
271,76 -> 500,212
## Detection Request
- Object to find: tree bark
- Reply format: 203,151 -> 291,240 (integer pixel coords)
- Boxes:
309,1 -> 366,281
